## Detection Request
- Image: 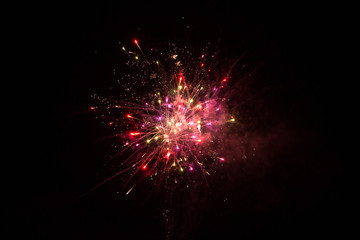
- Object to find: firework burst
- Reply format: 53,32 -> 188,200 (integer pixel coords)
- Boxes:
90,39 -> 237,194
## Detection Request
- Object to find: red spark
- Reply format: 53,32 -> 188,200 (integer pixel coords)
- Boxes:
129,132 -> 140,136
134,39 -> 138,44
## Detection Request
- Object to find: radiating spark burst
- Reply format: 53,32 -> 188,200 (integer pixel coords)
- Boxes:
91,39 -> 237,194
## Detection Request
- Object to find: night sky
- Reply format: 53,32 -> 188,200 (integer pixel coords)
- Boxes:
10,1 -> 346,239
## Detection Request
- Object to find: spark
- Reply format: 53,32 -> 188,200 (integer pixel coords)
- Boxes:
126,185 -> 136,195
129,132 -> 141,136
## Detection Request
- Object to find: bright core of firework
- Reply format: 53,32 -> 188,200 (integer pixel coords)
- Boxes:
91,39 -> 236,192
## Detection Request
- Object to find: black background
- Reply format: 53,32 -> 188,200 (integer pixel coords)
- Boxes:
10,1 -> 346,239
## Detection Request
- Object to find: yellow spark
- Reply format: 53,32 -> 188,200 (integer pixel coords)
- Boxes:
156,60 -> 159,64
122,46 -> 126,51
146,139 -> 151,143
126,185 -> 135,195
135,56 -> 139,60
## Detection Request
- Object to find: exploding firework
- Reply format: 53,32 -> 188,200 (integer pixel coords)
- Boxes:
90,39 -> 238,194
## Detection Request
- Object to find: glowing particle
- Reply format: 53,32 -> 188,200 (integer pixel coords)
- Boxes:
156,61 -> 159,64
220,158 -> 225,161
129,132 -> 140,136
90,106 -> 95,110
122,46 -> 126,51
189,166 -> 193,171
135,56 -> 139,60
126,185 -> 135,195
126,114 -> 132,118
146,139 -> 151,143
134,39 -> 138,44
165,152 -> 171,158
142,165 -> 147,170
